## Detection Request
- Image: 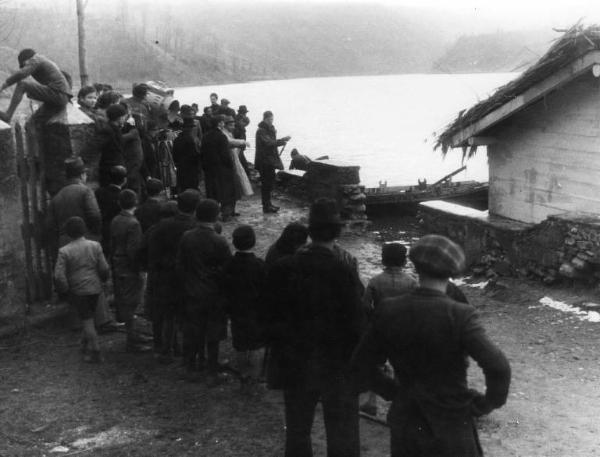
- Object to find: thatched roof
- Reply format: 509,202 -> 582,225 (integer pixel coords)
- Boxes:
435,24 -> 600,156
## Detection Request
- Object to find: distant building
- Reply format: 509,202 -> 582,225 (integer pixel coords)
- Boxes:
436,25 -> 600,224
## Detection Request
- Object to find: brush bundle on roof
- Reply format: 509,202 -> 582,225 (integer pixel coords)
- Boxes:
435,23 -> 600,157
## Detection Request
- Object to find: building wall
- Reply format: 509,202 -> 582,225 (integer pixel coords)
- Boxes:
488,71 -> 600,224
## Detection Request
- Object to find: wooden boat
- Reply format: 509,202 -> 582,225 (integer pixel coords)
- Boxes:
365,166 -> 488,215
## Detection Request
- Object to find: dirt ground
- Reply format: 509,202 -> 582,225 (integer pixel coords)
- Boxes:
1,193 -> 600,457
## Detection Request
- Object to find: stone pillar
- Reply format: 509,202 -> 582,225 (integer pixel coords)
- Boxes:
302,159 -> 369,230
303,159 -> 360,202
41,104 -> 96,196
0,120 -> 25,317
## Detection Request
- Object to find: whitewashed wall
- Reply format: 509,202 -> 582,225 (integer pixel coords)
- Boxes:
488,72 -> 600,224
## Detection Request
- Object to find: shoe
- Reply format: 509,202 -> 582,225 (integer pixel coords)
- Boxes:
270,204 -> 280,211
262,206 -> 279,214
233,212 -> 241,217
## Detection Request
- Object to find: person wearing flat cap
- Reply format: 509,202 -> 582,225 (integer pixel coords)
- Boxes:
352,234 -> 511,457
264,198 -> 365,457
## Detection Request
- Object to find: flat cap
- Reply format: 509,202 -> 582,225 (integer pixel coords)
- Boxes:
409,234 -> 465,278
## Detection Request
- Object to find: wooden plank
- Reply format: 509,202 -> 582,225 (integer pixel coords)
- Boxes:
25,125 -> 43,300
15,122 -> 35,307
450,50 -> 600,147
27,122 -> 52,299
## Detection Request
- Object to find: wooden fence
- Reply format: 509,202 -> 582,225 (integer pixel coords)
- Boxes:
15,121 -> 53,305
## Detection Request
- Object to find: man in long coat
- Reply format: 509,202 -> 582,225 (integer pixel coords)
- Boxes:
200,115 -> 236,220
255,110 -> 290,213
352,235 -> 511,457
264,198 -> 365,457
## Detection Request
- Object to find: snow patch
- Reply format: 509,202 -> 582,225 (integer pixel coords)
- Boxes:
539,296 -> 600,323
451,277 -> 488,289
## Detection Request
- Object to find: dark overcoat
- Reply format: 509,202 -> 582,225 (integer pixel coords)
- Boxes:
352,288 -> 511,457
200,128 -> 236,206
254,121 -> 285,172
223,252 -> 267,351
172,130 -> 200,191
264,244 -> 365,390
144,213 -> 197,317
98,123 -> 125,186
176,224 -> 232,341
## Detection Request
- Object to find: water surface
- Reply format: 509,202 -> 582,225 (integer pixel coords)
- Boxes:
175,73 -> 516,187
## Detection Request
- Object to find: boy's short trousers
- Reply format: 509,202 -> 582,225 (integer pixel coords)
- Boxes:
70,294 -> 99,320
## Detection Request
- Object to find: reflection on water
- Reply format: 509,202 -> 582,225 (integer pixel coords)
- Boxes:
175,73 -> 516,187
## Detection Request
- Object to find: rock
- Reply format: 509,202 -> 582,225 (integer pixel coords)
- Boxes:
559,262 -> 577,278
543,274 -> 559,285
571,257 -> 589,271
564,237 -> 576,246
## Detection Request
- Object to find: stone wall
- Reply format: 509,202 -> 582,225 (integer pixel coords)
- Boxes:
418,202 -> 600,284
0,121 -> 25,317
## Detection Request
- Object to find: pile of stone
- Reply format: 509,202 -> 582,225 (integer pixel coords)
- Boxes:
339,184 -> 370,231
557,225 -> 600,282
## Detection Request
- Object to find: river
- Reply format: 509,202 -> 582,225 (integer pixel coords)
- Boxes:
175,73 -> 516,188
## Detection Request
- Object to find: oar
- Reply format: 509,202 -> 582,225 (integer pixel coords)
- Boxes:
278,143 -> 287,156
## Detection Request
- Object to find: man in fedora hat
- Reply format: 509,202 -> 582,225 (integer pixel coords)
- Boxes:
0,49 -> 72,124
217,98 -> 235,118
352,234 -> 511,457
264,198 -> 364,457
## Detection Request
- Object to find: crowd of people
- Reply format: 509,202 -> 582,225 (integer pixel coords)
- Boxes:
49,167 -> 512,456
5,49 -> 513,457
81,83 -> 291,221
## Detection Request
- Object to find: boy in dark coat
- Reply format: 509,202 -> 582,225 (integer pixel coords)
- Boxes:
352,235 -> 511,457
144,190 -> 200,359
95,165 -> 127,256
176,199 -> 232,386
223,225 -> 267,394
134,178 -> 164,233
360,242 -> 418,416
110,189 -> 147,352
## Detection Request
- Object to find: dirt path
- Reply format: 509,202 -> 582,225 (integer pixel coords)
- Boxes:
1,194 -> 600,456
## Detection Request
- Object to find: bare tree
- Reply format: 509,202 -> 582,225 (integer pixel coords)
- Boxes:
76,0 -> 89,87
